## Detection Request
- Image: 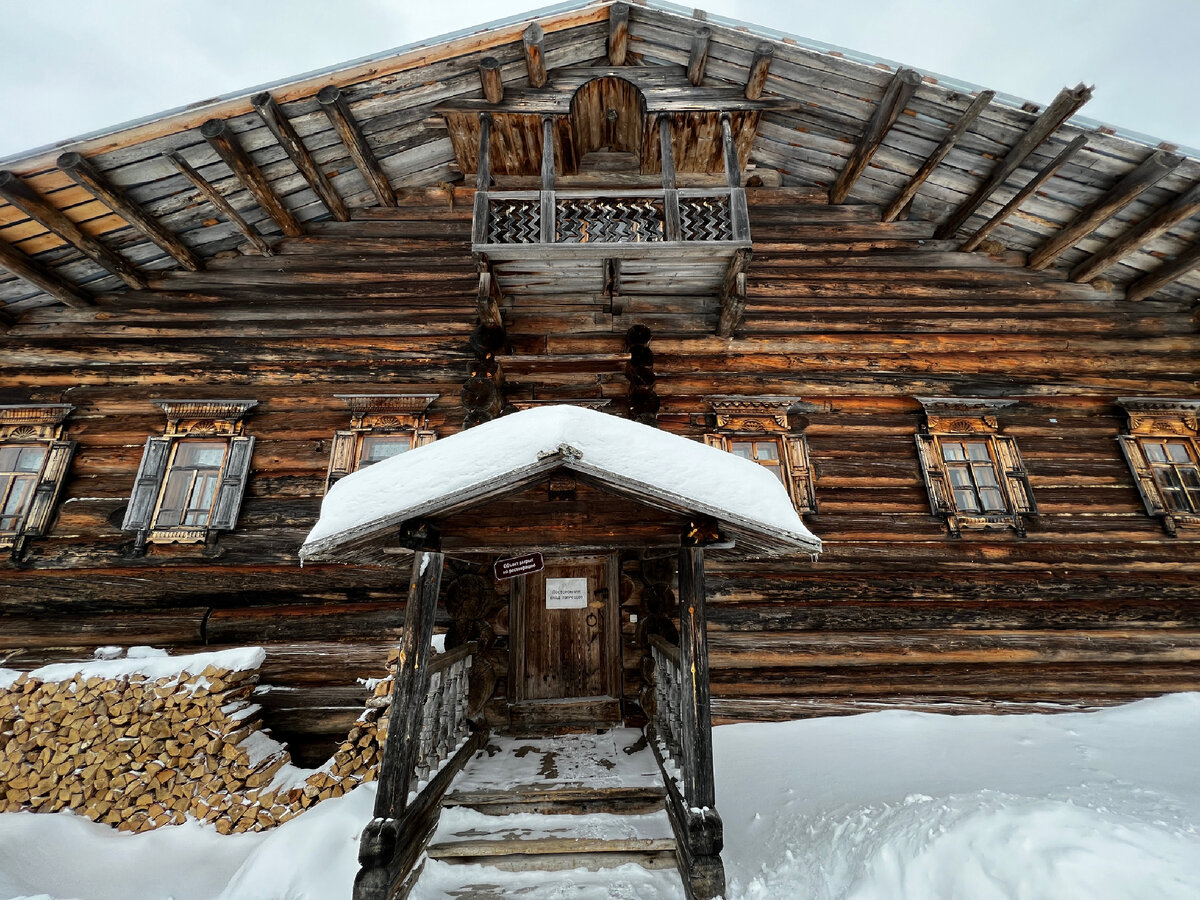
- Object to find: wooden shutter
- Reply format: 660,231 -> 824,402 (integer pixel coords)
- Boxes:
209,436 -> 255,530
782,434 -> 817,513
914,434 -> 953,514
325,430 -> 357,492
992,435 -> 1037,515
703,434 -> 728,450
414,429 -> 437,448
22,440 -> 76,537
1118,434 -> 1167,515
122,437 -> 172,532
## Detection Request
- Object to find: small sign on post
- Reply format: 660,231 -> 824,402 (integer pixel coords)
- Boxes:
493,552 -> 544,580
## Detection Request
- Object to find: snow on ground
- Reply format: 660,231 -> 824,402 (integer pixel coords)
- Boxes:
3,693 -> 1200,899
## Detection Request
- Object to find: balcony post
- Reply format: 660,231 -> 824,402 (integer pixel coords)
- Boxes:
721,113 -> 750,242
540,116 -> 556,244
472,113 -> 492,246
660,116 -> 681,242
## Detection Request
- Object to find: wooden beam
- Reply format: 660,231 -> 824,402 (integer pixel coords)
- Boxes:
608,2 -> 630,65
721,114 -> 750,242
1124,240 -> 1200,302
201,118 -> 303,237
0,236 -> 93,309
936,83 -> 1092,239
1028,149 -> 1183,270
0,170 -> 147,290
1070,180 -> 1200,283
677,545 -> 716,810
688,27 -> 712,86
472,113 -> 492,248
316,86 -> 396,208
831,68 -> 921,205
882,90 -> 994,223
251,92 -> 349,222
716,247 -> 752,338
743,42 -> 774,101
476,270 -> 501,327
57,152 -> 203,272
163,151 -> 274,256
660,116 -> 680,242
961,134 -> 1088,253
478,57 -> 504,104
540,116 -> 556,245
524,23 -> 547,88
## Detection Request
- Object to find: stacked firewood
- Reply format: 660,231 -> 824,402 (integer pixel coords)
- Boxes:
0,649 -> 399,834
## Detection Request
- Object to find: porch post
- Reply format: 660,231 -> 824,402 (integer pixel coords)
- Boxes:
471,113 -> 492,246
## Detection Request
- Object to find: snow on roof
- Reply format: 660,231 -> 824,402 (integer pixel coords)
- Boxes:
300,405 -> 820,562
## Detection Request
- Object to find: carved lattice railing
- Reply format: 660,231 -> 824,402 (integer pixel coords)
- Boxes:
649,635 -> 685,792
408,644 -> 474,796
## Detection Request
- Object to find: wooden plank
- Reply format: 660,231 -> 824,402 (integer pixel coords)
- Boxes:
1124,239 -> 1200,302
830,68 -> 922,205
677,545 -> 715,810
688,27 -> 712,86
524,23 -> 548,88
882,90 -> 994,222
251,92 -> 349,222
608,2 -> 630,66
743,42 -> 774,101
1028,149 -> 1184,270
0,170 -> 146,289
201,118 -> 303,237
479,57 -> 504,104
163,151 -> 274,256
316,86 -> 396,208
0,236 -> 93,309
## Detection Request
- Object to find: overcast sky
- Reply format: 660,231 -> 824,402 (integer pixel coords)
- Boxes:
1,0 -> 1198,160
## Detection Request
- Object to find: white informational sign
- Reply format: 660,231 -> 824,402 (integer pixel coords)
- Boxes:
545,577 -> 588,610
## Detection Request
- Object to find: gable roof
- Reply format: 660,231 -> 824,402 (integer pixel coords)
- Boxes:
299,404 -> 822,563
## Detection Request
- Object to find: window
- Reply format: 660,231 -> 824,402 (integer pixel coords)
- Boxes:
122,400 -> 256,550
914,398 -> 1036,536
1116,398 -> 1200,536
0,404 -> 75,557
704,398 -> 816,514
325,394 -> 438,491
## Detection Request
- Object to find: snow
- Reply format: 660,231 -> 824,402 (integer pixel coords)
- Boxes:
0,647 -> 265,690
300,405 -> 820,561
2,693 -> 1199,899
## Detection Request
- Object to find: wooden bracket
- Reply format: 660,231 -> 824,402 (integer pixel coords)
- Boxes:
252,92 -> 349,222
831,68 -> 921,205
608,2 -> 630,65
201,118 -> 303,237
1072,180 -> 1200,283
744,42 -> 774,101
523,23 -> 547,88
688,27 -> 712,86
394,520 -> 441,552
317,86 -> 396,208
478,57 -> 504,104
1124,240 -> 1200,302
0,236 -> 93,309
164,151 -> 274,256
716,247 -> 752,338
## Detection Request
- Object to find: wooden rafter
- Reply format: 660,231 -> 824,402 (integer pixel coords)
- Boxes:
1070,180 -> 1200,283
882,90 -> 994,223
960,134 -> 1088,253
688,27 -> 712,86
1124,240 -> 1200,302
0,235 -> 93,309
201,118 -> 303,237
935,83 -> 1093,239
1028,149 -> 1183,270
164,151 -> 274,256
608,2 -> 630,66
478,58 -> 504,104
523,23 -> 548,88
831,68 -> 922,205
316,86 -> 396,208
251,92 -> 349,222
57,151 -> 202,272
0,170 -> 147,290
744,42 -> 774,101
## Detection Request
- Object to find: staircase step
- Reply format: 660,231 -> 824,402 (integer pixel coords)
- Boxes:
444,784 -> 666,816
415,858 -> 688,897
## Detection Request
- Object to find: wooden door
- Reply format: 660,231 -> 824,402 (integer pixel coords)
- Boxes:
512,554 -> 620,704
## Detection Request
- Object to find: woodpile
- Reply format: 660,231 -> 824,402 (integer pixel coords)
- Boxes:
0,647 -> 400,833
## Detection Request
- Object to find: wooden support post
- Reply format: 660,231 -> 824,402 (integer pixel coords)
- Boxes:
1028,149 -> 1184,270
251,92 -> 349,222
478,57 -> 504,104
660,116 -> 681,243
472,113 -> 492,247
608,2 -> 630,65
476,270 -> 502,327
744,42 -> 774,101
960,134 -> 1088,253
721,114 -> 750,241
688,27 -> 712,86
317,86 -> 396,208
831,68 -> 921,205
677,544 -> 715,810
524,23 -> 547,88
57,152 -> 202,271
716,246 -> 752,338
936,83 -> 1092,239
1071,180 -> 1200,283
540,116 -> 556,245
201,118 -> 303,237
0,170 -> 147,290
882,90 -> 994,222
164,151 -> 274,256
1124,240 -> 1200,302
374,550 -> 444,821
0,236 -> 93,309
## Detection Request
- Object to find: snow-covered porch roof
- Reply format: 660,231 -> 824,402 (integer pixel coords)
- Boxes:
299,405 -> 821,565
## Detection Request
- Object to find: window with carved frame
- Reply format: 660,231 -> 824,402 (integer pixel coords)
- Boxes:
0,404 -> 76,557
914,398 -> 1036,536
1116,398 -> 1200,536
325,394 -> 438,491
122,400 -> 257,551
703,398 -> 816,514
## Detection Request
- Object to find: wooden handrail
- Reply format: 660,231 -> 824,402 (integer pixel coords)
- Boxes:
429,640 -> 477,675
649,634 -> 681,668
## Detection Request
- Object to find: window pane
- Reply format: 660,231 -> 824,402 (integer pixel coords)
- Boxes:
730,442 -> 754,460
176,441 -> 226,468
755,441 -> 780,461
359,435 -> 413,467
154,469 -> 191,527
964,441 -> 991,461
952,488 -> 980,513
947,467 -> 972,488
184,470 -> 220,525
1180,467 -> 1200,489
1142,441 -> 1168,462
941,442 -> 966,462
14,447 -> 47,472
1,474 -> 37,519
1165,441 -> 1193,464
972,463 -> 1001,488
979,486 -> 1007,512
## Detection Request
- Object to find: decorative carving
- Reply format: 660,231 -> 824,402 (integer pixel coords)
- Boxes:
557,197 -> 665,243
336,394 -> 438,431
155,400 -> 256,436
709,397 -> 798,433
0,404 -> 73,441
926,414 -> 999,435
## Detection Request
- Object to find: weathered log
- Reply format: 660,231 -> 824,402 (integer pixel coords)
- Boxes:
317,86 -> 396,208
0,236 -> 93,309
478,58 -> 504,104
608,2 -> 630,65
476,271 -> 502,327
163,150 -> 274,256
688,27 -> 712,86
1124,239 -> 1200,302
626,323 -> 652,347
251,92 -> 349,222
743,42 -> 774,101
200,118 -> 303,237
523,23 -> 547,88
831,68 -> 922,205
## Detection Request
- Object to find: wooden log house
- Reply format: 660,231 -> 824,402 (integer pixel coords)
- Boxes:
1,1 -> 1199,892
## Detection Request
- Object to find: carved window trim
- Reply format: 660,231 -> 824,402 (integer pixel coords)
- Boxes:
122,400 -> 257,550
915,397 -> 1037,537
703,397 -> 816,515
0,404 -> 76,557
325,394 -> 438,492
1115,397 -> 1200,536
